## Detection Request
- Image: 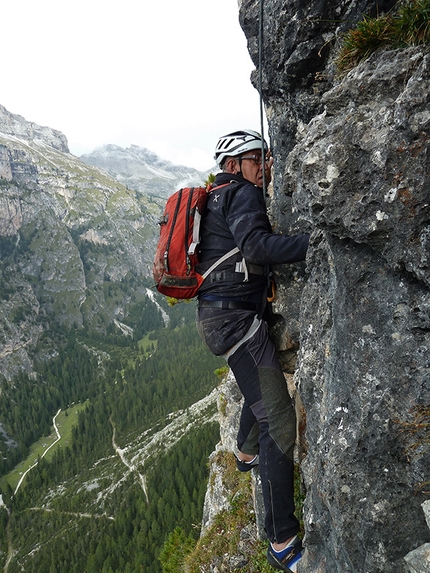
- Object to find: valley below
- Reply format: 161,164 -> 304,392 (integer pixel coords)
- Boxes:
0,102 -> 223,572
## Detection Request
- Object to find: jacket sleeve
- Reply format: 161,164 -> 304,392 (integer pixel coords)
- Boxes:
225,183 -> 309,265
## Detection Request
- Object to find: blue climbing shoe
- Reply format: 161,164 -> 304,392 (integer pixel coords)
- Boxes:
267,536 -> 303,572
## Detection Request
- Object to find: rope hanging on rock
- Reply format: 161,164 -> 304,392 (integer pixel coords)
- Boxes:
258,0 -> 267,196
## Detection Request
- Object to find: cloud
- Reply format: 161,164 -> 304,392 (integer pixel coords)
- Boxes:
1,0 -> 266,170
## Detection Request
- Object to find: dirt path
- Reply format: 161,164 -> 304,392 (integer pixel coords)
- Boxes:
13,408 -> 62,495
3,409 -> 63,572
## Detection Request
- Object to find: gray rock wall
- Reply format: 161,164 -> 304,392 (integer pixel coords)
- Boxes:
292,48 -> 430,573
237,1 -> 430,571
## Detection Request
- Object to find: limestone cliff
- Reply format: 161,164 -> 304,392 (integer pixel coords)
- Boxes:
289,47 -> 430,572
201,1 -> 429,572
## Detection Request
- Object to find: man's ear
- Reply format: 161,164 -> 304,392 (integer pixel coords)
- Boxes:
225,157 -> 239,174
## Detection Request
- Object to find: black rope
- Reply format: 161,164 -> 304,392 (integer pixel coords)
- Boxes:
258,0 -> 267,196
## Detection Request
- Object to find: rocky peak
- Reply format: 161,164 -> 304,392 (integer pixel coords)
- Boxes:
80,143 -> 212,198
0,105 -> 165,381
0,104 -> 69,154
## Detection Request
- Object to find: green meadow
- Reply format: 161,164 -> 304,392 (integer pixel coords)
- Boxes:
1,401 -> 89,493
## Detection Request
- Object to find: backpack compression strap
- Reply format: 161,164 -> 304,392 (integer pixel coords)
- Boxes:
201,247 -> 240,280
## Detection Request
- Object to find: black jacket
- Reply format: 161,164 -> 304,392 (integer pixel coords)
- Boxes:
197,172 -> 309,299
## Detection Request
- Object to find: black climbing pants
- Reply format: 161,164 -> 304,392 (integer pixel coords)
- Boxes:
196,305 -> 299,543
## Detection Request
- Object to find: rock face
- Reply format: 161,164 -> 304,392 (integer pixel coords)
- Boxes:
235,1 -> 430,572
292,48 -> 430,573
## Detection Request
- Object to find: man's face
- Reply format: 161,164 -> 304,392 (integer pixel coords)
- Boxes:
236,152 -> 273,187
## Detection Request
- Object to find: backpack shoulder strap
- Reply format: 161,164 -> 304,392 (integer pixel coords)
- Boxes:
188,183 -> 231,256
199,181 -> 240,282
207,182 -> 230,194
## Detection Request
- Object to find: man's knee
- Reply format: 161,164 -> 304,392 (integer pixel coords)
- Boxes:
258,367 -> 297,460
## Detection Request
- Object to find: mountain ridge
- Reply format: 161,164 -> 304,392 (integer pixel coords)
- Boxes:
0,104 -> 69,153
80,143 -> 215,198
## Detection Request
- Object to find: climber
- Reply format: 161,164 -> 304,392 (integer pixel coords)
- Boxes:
195,129 -> 309,572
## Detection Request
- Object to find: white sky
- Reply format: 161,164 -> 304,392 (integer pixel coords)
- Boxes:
2,0 -> 266,170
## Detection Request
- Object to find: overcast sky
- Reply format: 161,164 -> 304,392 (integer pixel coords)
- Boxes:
2,0 -> 265,170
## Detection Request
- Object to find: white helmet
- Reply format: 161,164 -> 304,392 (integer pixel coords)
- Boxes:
214,129 -> 268,167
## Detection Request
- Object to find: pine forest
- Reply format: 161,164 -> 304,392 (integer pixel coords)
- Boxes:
0,292 -> 224,572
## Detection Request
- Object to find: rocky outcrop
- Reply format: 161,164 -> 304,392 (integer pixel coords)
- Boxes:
230,1 -> 430,572
201,372 -> 244,535
405,500 -> 430,573
200,371 -> 268,570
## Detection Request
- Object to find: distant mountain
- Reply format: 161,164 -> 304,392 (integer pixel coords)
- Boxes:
0,105 -> 167,380
80,144 -> 215,198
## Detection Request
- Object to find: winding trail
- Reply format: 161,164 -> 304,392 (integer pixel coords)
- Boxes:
3,409 -> 62,573
14,408 -> 62,495
4,506 -> 12,573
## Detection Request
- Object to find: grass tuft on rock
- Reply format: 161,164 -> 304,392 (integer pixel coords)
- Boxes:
336,0 -> 430,74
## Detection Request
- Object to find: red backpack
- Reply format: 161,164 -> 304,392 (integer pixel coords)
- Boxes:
152,185 -> 238,299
